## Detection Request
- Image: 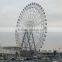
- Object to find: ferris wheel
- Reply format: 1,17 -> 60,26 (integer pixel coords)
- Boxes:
15,2 -> 47,51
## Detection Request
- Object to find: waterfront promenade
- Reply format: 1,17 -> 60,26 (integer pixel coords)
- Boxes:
0,60 -> 52,62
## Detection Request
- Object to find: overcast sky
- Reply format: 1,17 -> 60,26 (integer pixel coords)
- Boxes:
0,0 -> 62,50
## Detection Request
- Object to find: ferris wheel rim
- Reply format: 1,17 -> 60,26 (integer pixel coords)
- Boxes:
15,2 -> 47,50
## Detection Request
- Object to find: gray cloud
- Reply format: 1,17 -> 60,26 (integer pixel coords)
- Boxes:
0,0 -> 62,50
